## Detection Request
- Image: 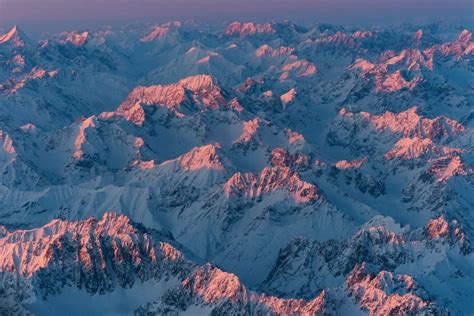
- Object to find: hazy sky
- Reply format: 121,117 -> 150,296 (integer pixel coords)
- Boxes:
1,0 -> 473,35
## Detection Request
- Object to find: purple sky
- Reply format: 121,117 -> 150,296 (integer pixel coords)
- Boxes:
1,0 -> 473,34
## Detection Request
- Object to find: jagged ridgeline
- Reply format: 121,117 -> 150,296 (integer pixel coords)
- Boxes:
0,20 -> 473,315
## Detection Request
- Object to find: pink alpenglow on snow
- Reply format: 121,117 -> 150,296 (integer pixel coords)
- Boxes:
73,116 -> 96,160
335,157 -> 367,169
280,88 -> 297,105
234,118 -> 261,144
255,44 -> 295,58
0,130 -> 16,156
339,106 -> 464,139
177,144 -> 226,172
224,22 -> 275,37
224,151 -> 317,204
59,31 -> 89,46
114,75 -> 228,124
0,25 -> 27,47
285,128 -> 305,144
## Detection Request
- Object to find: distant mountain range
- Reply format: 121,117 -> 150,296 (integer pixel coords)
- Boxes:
0,20 -> 473,315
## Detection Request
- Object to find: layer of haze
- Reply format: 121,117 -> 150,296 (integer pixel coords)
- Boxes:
1,0 -> 473,35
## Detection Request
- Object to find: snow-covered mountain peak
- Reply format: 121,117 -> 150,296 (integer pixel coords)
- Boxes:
413,29 -> 423,44
224,164 -> 318,204
183,263 -> 328,315
174,143 -> 226,172
339,106 -> 464,140
384,136 -> 438,160
0,212 -> 154,277
58,31 -> 89,46
0,25 -> 29,47
281,60 -> 317,79
426,216 -> 450,239
234,117 -> 261,144
425,215 -> 468,245
335,157 -> 367,169
270,148 -> 309,170
457,29 -> 472,46
429,154 -> 470,182
424,29 -> 473,59
140,21 -> 182,42
255,44 -> 295,57
72,116 -> 97,160
360,215 -> 406,234
224,21 -> 275,37
280,88 -> 297,105
113,74 -> 227,123
346,263 -> 442,315
178,74 -> 216,91
141,26 -> 170,41
0,130 -> 16,157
